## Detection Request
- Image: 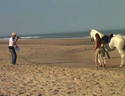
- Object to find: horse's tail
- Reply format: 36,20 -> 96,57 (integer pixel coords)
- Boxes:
123,44 -> 125,51
123,40 -> 125,51
123,38 -> 125,51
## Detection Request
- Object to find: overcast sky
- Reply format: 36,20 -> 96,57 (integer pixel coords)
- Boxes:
0,0 -> 125,36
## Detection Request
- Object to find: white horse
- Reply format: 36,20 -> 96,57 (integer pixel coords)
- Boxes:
90,29 -> 125,67
113,34 -> 125,40
90,29 -> 125,40
105,35 -> 125,67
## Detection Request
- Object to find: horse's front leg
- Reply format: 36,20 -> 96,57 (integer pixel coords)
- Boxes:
103,46 -> 110,59
98,54 -> 102,67
105,50 -> 110,59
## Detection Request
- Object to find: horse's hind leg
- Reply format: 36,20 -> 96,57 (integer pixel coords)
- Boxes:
105,51 -> 110,59
103,46 -> 110,59
118,50 -> 125,67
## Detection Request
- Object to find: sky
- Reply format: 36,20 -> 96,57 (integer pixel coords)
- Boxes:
0,0 -> 125,36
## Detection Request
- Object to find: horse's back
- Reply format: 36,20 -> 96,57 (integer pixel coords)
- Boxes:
110,36 -> 125,49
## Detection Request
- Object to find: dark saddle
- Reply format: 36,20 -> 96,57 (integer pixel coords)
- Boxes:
101,34 -> 113,44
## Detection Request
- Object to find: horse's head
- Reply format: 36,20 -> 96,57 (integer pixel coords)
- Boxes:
89,29 -> 93,41
90,29 -> 99,41
90,29 -> 99,34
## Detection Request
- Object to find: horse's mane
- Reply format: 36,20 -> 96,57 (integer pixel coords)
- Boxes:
91,29 -> 100,33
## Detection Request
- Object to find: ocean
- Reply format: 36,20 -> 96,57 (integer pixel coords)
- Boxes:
1,29 -> 125,40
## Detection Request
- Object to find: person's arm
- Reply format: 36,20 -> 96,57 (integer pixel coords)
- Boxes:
15,36 -> 20,42
13,37 -> 19,47
14,41 -> 19,48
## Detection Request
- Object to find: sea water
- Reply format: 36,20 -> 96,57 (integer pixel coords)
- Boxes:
0,29 -> 125,40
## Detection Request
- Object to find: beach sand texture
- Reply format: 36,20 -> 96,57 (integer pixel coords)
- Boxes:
0,39 -> 125,96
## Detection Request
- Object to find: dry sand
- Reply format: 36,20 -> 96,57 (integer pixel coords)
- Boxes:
0,38 -> 125,96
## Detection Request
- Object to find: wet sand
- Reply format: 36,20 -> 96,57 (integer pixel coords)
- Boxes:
0,38 -> 125,96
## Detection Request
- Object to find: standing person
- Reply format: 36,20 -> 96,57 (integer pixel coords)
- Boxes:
94,33 -> 105,69
8,32 -> 20,64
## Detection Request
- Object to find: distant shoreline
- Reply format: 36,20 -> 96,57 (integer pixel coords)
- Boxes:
0,35 -> 125,41
0,36 -> 90,40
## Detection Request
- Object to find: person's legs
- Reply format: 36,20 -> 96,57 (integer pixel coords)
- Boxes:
101,47 -> 106,67
9,47 -> 17,64
98,53 -> 103,67
95,47 -> 106,69
12,48 -> 17,64
95,48 -> 100,69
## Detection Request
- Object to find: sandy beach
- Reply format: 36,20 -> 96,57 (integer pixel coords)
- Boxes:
0,38 -> 125,96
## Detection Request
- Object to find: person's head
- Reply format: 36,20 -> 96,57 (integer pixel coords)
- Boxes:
11,32 -> 17,38
95,33 -> 101,40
